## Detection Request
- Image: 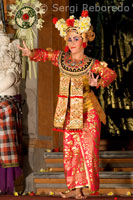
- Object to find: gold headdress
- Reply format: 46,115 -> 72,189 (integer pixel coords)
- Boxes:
53,10 -> 95,47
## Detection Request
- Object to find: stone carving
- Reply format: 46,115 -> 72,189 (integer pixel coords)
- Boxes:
0,21 -> 21,95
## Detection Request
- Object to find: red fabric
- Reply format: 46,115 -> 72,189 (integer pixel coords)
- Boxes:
51,50 -> 60,66
30,49 -> 60,67
53,128 -> 83,133
91,60 -> 117,88
64,46 -> 69,52
57,95 -> 68,98
63,109 -> 101,192
70,96 -> 83,99
53,128 -> 64,133
30,49 -> 48,62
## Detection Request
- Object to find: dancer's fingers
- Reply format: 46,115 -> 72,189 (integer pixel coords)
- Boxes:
23,40 -> 28,49
91,72 -> 94,79
96,75 -> 99,80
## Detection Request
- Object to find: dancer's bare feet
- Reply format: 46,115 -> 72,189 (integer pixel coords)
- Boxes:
59,188 -> 86,199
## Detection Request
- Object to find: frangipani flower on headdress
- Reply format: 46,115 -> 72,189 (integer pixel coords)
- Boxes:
8,0 -> 48,79
53,10 -> 91,38
79,16 -> 91,33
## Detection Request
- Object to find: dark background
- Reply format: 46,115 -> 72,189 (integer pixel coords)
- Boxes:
69,0 -> 133,139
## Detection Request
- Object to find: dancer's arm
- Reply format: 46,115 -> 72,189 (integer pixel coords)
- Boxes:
18,41 -> 60,67
91,60 -> 117,88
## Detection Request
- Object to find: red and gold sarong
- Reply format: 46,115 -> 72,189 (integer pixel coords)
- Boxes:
63,109 -> 101,193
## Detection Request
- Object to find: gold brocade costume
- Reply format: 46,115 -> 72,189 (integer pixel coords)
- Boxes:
30,49 -> 117,130
54,52 -> 106,130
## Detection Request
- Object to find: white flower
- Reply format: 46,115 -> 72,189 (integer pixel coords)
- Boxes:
36,23 -> 43,30
22,7 -> 31,13
74,19 -> 79,27
38,18 -> 44,23
37,18 -> 44,29
34,1 -> 42,9
29,17 -> 35,25
69,15 -> 75,19
55,19 -> 65,30
79,16 -> 91,33
60,30 -> 66,37
15,0 -> 21,5
22,0 -> 30,3
36,7 -> 46,15
9,19 -> 16,26
55,18 -> 67,35
8,11 -> 14,17
59,18 -> 66,23
16,18 -> 23,26
10,4 -> 17,12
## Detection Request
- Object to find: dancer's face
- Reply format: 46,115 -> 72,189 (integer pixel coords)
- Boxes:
67,31 -> 84,54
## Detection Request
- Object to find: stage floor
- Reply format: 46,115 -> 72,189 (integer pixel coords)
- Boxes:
0,195 -> 133,200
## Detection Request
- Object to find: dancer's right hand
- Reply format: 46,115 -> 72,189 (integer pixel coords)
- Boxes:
17,41 -> 32,57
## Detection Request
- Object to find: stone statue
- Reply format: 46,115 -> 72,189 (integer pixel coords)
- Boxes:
0,22 -> 21,95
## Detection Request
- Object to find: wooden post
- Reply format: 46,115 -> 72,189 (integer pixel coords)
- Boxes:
38,0 -> 69,150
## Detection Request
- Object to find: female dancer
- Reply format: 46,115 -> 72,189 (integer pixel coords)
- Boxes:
18,10 -> 117,199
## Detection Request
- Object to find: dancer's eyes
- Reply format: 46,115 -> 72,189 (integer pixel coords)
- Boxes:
74,37 -> 79,41
68,37 -> 80,42
68,38 -> 72,42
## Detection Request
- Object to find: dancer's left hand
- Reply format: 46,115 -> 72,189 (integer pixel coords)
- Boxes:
89,71 -> 99,87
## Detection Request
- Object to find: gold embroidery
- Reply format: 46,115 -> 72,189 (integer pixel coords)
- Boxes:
59,51 -> 95,76
69,77 -> 83,129
84,91 -> 106,124
54,52 -> 107,129
54,75 -> 70,128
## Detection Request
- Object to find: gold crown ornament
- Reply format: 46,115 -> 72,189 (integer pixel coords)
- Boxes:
53,10 -> 95,52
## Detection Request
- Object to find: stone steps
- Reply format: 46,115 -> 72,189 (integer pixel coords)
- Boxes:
44,151 -> 133,171
34,171 -> 133,179
44,151 -> 133,159
34,171 -> 133,195
33,151 -> 133,196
